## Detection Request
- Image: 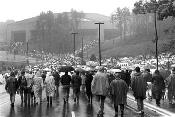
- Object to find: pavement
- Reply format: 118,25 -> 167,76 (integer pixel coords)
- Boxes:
0,87 -> 139,117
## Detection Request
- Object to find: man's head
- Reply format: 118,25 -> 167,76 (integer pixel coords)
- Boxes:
98,66 -> 106,73
135,67 -> 140,73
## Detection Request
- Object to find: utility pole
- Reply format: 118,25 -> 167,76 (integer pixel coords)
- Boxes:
71,32 -> 78,66
26,41 -> 29,66
81,36 -> 84,65
154,1 -> 159,70
95,22 -> 104,66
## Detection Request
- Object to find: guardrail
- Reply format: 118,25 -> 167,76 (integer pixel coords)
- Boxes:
127,94 -> 175,117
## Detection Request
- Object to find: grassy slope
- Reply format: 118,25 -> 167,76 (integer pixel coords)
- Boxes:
87,33 -> 170,57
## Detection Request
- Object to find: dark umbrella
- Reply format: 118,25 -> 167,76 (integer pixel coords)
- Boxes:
59,66 -> 75,72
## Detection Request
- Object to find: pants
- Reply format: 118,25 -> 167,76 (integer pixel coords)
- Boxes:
10,93 -> 16,104
20,88 -> 27,103
137,98 -> 144,111
114,104 -> 124,116
62,86 -> 70,101
55,85 -> 59,96
73,88 -> 80,98
97,95 -> 106,113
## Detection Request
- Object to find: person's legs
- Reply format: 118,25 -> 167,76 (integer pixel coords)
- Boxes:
114,103 -> 118,117
24,91 -> 27,105
120,104 -> 124,117
50,96 -> 52,105
137,98 -> 141,111
100,95 -> 106,113
20,89 -> 24,103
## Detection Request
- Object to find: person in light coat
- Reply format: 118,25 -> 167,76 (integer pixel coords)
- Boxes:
91,66 -> 109,115
45,72 -> 55,105
33,71 -> 43,104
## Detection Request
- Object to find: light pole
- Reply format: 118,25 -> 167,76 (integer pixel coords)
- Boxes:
81,35 -> 84,65
95,22 -> 104,66
71,32 -> 78,65
154,1 -> 159,70
26,41 -> 29,66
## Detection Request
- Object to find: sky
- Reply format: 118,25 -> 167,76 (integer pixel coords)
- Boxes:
0,0 -> 137,22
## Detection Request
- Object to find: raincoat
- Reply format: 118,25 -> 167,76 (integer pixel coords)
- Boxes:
33,72 -> 43,101
45,73 -> 55,97
5,76 -> 18,94
131,72 -> 147,99
91,71 -> 109,96
152,73 -> 165,100
166,72 -> 175,101
110,78 -> 128,105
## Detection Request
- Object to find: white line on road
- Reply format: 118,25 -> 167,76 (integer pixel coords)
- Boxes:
71,111 -> 75,117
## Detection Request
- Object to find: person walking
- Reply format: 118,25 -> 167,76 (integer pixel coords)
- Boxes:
33,71 -> 43,105
81,72 -> 86,93
18,70 -> 27,104
166,67 -> 175,104
131,67 -> 147,114
110,73 -> 128,117
142,69 -> 152,101
53,70 -> 60,96
152,70 -> 165,106
45,72 -> 55,105
71,71 -> 82,103
60,71 -> 72,103
85,71 -> 93,104
25,70 -> 34,106
91,66 -> 109,115
5,71 -> 18,107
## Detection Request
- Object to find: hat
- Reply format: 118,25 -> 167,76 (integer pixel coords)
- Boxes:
98,66 -> 106,72
172,67 -> 175,72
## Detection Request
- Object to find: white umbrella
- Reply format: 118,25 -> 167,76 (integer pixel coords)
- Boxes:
43,68 -> 51,71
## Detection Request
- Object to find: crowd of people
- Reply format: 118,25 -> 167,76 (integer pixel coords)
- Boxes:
4,64 -> 175,117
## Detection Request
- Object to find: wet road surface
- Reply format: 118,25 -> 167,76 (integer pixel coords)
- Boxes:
0,87 -> 142,117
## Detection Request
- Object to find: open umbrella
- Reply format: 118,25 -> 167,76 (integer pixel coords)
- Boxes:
59,66 -> 75,72
75,68 -> 86,73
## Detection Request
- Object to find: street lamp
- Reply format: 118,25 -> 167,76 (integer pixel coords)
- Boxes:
71,32 -> 78,65
95,22 -> 104,66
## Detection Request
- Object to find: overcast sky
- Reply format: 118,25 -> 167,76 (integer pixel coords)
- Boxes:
0,0 -> 137,22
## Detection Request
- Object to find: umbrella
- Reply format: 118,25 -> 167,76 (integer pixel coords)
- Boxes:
43,68 -> 51,71
75,68 -> 86,73
59,66 -> 75,72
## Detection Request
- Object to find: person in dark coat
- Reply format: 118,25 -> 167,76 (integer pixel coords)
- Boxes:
18,70 -> 27,104
71,71 -> 82,103
85,71 -> 93,104
125,70 -> 131,87
110,73 -> 128,117
53,70 -> 60,96
131,67 -> 147,114
60,71 -> 71,103
152,70 -> 165,106
5,71 -> 18,107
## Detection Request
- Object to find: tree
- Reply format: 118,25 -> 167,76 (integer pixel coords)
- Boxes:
133,0 -> 175,70
70,9 -> 85,32
111,7 -> 131,40
90,54 -> 97,61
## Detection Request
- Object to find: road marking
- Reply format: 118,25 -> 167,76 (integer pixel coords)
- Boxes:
71,111 -> 75,117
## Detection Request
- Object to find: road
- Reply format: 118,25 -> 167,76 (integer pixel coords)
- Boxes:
0,87 -> 140,117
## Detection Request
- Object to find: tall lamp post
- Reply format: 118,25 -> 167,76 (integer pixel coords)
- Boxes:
95,22 -> 104,66
81,35 -> 84,65
26,41 -> 29,66
153,1 -> 159,70
71,32 -> 78,65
